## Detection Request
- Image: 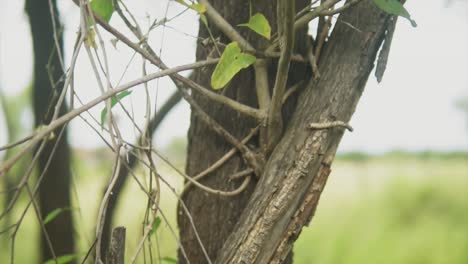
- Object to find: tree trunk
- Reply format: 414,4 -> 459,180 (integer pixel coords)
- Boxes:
25,0 -> 75,261
216,1 -> 394,263
178,0 -> 309,263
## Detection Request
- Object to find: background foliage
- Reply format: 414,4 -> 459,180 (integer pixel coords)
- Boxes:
1,145 -> 466,263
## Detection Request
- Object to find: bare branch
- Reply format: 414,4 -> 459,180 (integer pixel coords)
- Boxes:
308,121 -> 353,132
182,126 -> 259,193
0,59 -> 216,178
253,59 -> 270,149
266,0 -> 296,152
0,135 -> 34,152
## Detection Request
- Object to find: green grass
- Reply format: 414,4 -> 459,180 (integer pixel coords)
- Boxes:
1,152 -> 467,263
294,155 -> 468,264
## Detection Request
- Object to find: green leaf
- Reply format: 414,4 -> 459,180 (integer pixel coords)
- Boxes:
372,0 -> 417,27
211,42 -> 256,89
43,208 -> 67,225
43,254 -> 78,264
162,257 -> 178,263
239,13 -> 271,39
175,0 -> 206,14
100,90 -> 133,127
190,3 -> 206,14
90,0 -> 114,22
149,217 -> 162,237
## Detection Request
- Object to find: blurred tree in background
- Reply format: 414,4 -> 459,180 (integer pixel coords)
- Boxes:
25,0 -> 75,261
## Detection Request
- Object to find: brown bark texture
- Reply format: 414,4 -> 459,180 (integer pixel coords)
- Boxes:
178,0 -> 309,263
25,0 -> 75,261
179,0 -> 395,263
216,1 -> 394,263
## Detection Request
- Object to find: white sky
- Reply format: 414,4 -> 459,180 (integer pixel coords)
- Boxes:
0,0 -> 467,153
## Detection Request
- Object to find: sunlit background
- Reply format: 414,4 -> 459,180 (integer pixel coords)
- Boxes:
0,0 -> 467,263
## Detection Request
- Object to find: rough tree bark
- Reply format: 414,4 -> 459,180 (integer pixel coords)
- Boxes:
216,1 -> 395,263
178,0 -> 309,263
25,0 -> 75,261
178,0 -> 397,263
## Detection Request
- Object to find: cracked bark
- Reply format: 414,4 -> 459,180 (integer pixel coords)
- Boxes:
179,0 -> 394,263
178,0 -> 309,263
216,1 -> 394,263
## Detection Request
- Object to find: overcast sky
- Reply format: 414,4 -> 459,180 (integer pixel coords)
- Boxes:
1,0 -> 467,153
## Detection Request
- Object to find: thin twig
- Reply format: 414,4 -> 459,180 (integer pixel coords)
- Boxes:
308,121 -> 353,132
182,126 -> 259,193
0,58 -> 216,178
253,59 -> 270,149
0,135 -> 34,152
267,0 -> 296,152
320,0 -> 364,16
229,168 -> 255,181
314,15 -> 332,61
25,183 -> 57,262
153,149 -> 253,197
282,81 -> 305,104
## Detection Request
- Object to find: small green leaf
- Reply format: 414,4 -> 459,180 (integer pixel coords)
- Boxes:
372,0 -> 417,27
239,13 -> 271,39
211,42 -> 256,89
90,0 -> 114,22
162,257 -> 178,263
43,208 -> 67,225
100,90 -> 133,127
44,254 -> 78,264
149,217 -> 162,237
190,3 -> 206,14
48,131 -> 55,141
175,0 -> 206,14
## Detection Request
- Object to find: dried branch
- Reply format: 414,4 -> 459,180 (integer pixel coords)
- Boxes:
314,15 -> 332,62
308,121 -> 353,132
153,149 -> 253,197
0,135 -> 34,152
182,126 -> 259,193
253,60 -> 270,149
0,58 -> 215,178
266,0 -> 296,152
282,81 -> 306,105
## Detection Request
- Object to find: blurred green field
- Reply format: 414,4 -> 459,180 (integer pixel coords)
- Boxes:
1,151 -> 467,263
294,153 -> 468,264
